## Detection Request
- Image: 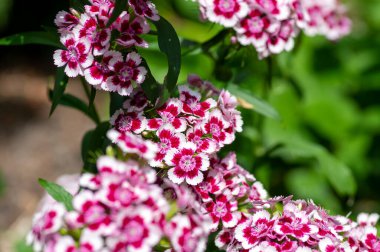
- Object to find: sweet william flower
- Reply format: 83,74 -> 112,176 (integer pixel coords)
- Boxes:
128,0 -> 160,21
150,125 -> 186,168
106,51 -> 147,96
234,210 -> 275,249
199,0 -> 249,27
110,109 -> 147,134
205,190 -> 240,230
116,13 -> 150,48
53,33 -> 93,77
165,142 -> 210,185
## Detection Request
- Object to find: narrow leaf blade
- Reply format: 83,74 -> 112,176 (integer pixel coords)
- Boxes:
153,16 -> 181,92
0,31 -> 62,48
38,178 -> 74,211
48,91 -> 99,123
49,67 -> 69,117
228,84 -> 281,120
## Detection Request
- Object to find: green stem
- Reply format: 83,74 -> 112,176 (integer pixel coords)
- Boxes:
80,78 -> 101,125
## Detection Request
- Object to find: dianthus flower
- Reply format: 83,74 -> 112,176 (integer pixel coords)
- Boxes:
109,75 -> 243,186
193,0 -> 351,58
53,0 -> 158,94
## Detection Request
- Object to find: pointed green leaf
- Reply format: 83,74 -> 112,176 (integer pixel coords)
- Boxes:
140,60 -> 161,104
228,84 -> 281,120
153,16 -> 181,92
38,178 -> 74,211
49,67 -> 69,117
48,91 -> 99,124
107,0 -> 128,27
0,31 -> 62,48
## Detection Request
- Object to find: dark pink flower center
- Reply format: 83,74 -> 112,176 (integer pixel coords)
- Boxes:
179,155 -> 196,172
213,202 -> 228,218
247,17 -> 265,33
125,220 -> 145,243
217,0 -> 236,12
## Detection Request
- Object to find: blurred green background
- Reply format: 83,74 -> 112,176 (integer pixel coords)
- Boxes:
0,0 -> 379,236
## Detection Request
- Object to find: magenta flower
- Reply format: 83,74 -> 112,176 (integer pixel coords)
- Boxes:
110,109 -> 147,134
165,142 -> 210,185
147,99 -> 187,132
179,85 -> 217,117
107,129 -> 158,161
53,34 -> 93,77
116,13 -> 150,48
106,51 -> 147,96
234,210 -> 275,249
128,0 -> 160,21
202,110 -> 234,146
205,190 -> 240,230
200,0 -> 249,27
150,125 -> 186,167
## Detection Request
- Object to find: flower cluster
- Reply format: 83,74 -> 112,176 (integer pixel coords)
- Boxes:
195,0 -> 351,58
214,197 -> 380,252
27,154 -> 212,252
53,0 -> 159,95
108,75 -> 243,186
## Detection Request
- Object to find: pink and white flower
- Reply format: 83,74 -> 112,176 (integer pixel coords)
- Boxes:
147,99 -> 187,132
150,125 -> 186,167
106,51 -> 147,96
234,210 -> 275,249
186,127 -> 217,154
110,109 -> 147,134
54,10 -> 79,33
107,129 -> 158,161
53,34 -> 93,77
75,13 -> 111,56
179,85 -> 217,117
205,190 -> 240,230
165,142 -> 210,185
202,110 -> 234,146
128,0 -> 160,21
199,0 -> 249,27
274,204 -> 319,242
84,50 -> 116,88
116,13 -> 150,48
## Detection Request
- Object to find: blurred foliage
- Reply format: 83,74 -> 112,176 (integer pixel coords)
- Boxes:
0,0 -> 11,31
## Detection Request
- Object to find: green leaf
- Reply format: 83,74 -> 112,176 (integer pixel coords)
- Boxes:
153,16 -> 181,92
89,86 -> 97,107
140,60 -> 161,105
107,0 -> 128,27
49,67 -> 69,117
318,151 -> 357,197
0,31 -> 62,48
228,84 -> 281,120
155,86 -> 170,108
273,138 -> 357,197
38,178 -> 74,211
48,91 -> 99,124
81,122 -> 110,172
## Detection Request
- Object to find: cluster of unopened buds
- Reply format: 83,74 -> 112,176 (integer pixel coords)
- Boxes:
28,75 -> 380,251
194,0 -> 351,58
53,0 -> 159,95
